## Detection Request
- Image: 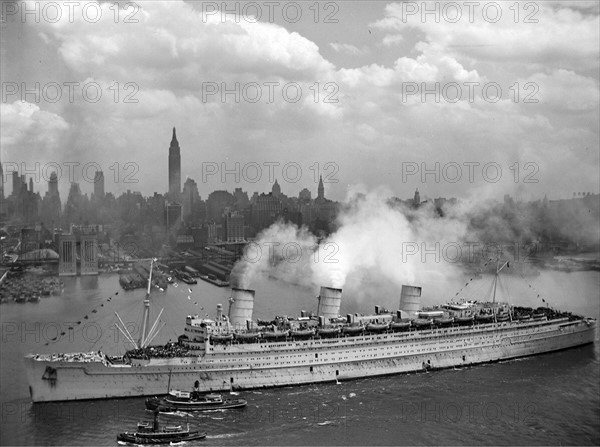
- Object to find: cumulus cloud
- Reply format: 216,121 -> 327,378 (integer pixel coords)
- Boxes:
3,0 -> 597,201
330,42 -> 366,55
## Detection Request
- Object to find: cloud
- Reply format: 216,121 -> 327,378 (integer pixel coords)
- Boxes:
4,0 -> 598,202
330,42 -> 366,55
1,100 -> 69,154
382,34 -> 404,47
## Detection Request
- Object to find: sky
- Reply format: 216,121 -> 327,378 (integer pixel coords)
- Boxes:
1,0 -> 599,203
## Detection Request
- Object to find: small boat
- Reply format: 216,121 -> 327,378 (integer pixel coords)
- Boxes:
454,316 -> 473,325
496,314 -> 510,322
412,318 -> 432,328
365,323 -> 389,332
261,330 -> 289,340
146,389 -> 247,413
234,332 -> 261,342
290,329 -> 315,339
389,321 -> 411,332
418,310 -> 444,319
317,327 -> 340,337
117,409 -> 206,444
210,333 -> 234,343
433,317 -> 453,326
342,325 -> 364,335
475,314 -> 494,323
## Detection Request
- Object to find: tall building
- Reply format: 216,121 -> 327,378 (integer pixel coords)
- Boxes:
206,190 -> 235,221
272,179 -> 281,198
299,188 -> 311,202
168,127 -> 181,201
317,175 -> 324,200
11,171 -> 20,197
41,172 -> 62,227
0,159 -> 4,200
94,171 -> 105,199
165,202 -> 183,230
48,171 -> 59,197
182,177 -> 200,223
413,189 -> 421,207
224,211 -> 245,242
251,193 -> 282,230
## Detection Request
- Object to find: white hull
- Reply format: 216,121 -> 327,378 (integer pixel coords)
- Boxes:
25,318 -> 596,402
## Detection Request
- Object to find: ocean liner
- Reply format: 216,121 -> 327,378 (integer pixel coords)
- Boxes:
24,260 -> 597,402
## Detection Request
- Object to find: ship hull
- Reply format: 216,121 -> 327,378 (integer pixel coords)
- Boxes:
25,318 -> 596,402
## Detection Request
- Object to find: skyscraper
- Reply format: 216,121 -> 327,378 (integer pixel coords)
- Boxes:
168,127 -> 181,201
0,159 -> 4,200
317,175 -> 324,201
48,171 -> 59,197
413,189 -> 420,207
182,177 -> 200,223
272,179 -> 281,197
11,171 -> 20,197
94,171 -> 105,199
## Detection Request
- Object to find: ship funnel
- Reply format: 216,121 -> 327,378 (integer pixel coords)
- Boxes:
228,288 -> 255,329
317,286 -> 342,321
400,285 -> 421,318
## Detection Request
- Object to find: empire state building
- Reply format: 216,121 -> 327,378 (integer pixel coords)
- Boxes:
168,127 -> 181,201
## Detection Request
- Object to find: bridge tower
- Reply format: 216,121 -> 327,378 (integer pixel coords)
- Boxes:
58,234 -> 77,276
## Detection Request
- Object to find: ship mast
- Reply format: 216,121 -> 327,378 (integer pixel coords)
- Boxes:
139,258 -> 155,348
492,254 -> 509,322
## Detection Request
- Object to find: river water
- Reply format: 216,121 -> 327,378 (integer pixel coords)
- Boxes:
1,269 -> 598,445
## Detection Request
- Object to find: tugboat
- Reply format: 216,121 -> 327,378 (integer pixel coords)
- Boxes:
146,381 -> 247,412
117,408 -> 206,444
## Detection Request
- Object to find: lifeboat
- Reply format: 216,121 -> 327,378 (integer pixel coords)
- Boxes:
261,330 -> 289,340
519,314 -> 532,321
413,319 -> 432,328
317,327 -> 340,338
342,325 -> 364,335
210,333 -> 234,343
366,323 -> 389,333
390,320 -> 411,332
433,317 -> 454,326
234,332 -> 260,343
418,310 -> 444,319
446,303 -> 470,311
454,316 -> 473,325
475,314 -> 493,323
290,329 -> 315,339
532,312 -> 546,320
496,313 -> 510,322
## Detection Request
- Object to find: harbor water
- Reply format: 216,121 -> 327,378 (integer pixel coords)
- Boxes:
1,270 -> 598,445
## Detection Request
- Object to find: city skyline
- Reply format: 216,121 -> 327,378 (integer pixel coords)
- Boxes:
1,1 -> 598,203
